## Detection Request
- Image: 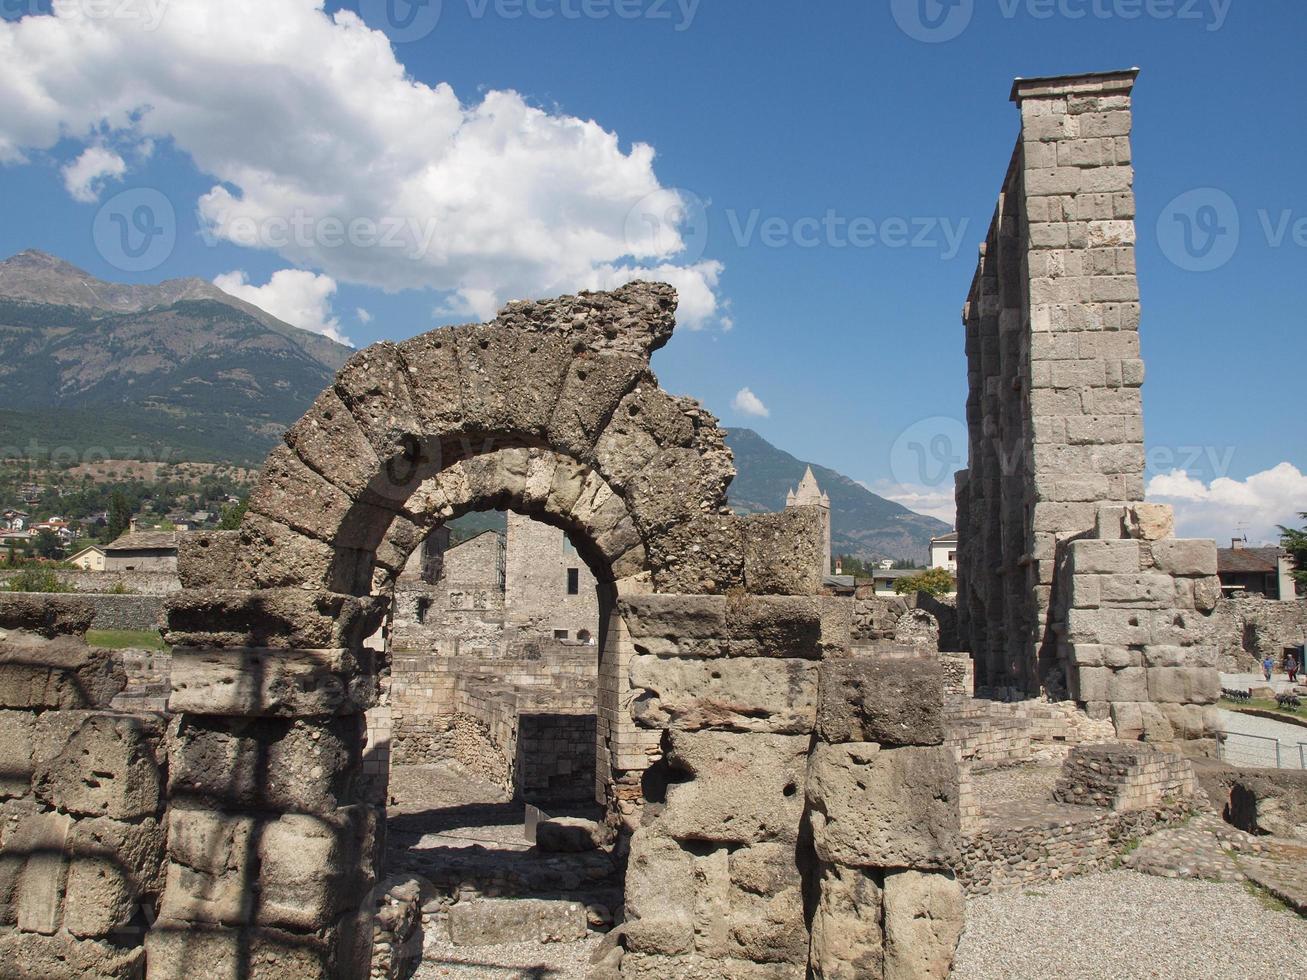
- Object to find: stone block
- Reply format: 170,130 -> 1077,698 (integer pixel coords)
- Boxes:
447,898 -> 587,946
67,814 -> 166,900
332,341 -> 425,467
258,808 -> 373,931
144,918 -> 351,980
535,817 -> 608,853
1145,666 -> 1219,705
0,710 -> 34,798
648,515 -> 745,595
0,931 -> 144,980
454,327 -> 575,441
660,732 -> 808,845
247,445 -> 361,545
1149,538 -> 1217,576
9,810 -> 72,935
1074,665 -> 1146,702
624,829 -> 695,953
808,863 -> 883,980
0,594 -> 95,637
727,876 -> 807,965
1067,539 -> 1140,575
806,743 -> 959,871
283,387 -> 383,500
1126,503 -> 1174,541
1065,608 -> 1150,647
164,589 -> 387,650
619,595 -> 726,657
167,715 -> 362,815
547,354 -> 647,458
1098,572 -> 1176,607
882,870 -> 964,980
591,385 -> 696,491
630,655 -> 817,735
0,635 -> 125,710
33,712 -> 162,820
740,509 -> 824,596
815,657 -> 943,747
168,647 -> 375,717
725,595 -> 823,659
160,808 -> 257,925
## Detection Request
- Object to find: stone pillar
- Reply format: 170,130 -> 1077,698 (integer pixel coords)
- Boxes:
145,587 -> 386,979
806,646 -> 963,979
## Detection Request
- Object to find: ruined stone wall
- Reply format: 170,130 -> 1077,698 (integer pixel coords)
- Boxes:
1211,594 -> 1307,671
0,594 -> 167,977
621,598 -> 964,979
955,71 -> 1222,744
0,569 -> 181,596
504,512 -> 600,640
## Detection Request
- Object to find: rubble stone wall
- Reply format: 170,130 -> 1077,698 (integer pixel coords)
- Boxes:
1211,594 -> 1307,671
0,569 -> 182,596
955,70 -> 1222,745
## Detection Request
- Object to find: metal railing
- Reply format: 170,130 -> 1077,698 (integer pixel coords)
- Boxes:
1219,732 -> 1307,771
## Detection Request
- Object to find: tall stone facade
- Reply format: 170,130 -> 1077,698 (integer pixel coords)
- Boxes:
504,512 -> 600,640
955,71 -> 1222,746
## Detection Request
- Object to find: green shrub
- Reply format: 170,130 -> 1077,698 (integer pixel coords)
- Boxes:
892,566 -> 958,597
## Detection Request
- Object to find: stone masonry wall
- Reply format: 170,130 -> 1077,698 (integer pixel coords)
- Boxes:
0,594 -> 167,977
1211,594 -> 1307,671
955,70 -> 1222,744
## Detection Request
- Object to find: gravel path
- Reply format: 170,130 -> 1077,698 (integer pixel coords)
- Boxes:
1216,708 -> 1307,770
1221,671 -> 1303,694
968,762 -> 1061,809
413,934 -> 605,979
954,870 -> 1307,979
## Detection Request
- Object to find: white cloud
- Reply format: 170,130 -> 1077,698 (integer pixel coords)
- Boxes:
355,307 -> 373,325
61,145 -> 126,202
213,268 -> 350,345
731,387 -> 769,418
869,481 -> 957,525
1147,462 -> 1307,546
0,1 -> 724,326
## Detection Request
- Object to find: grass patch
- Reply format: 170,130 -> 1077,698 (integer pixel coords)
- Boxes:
1220,696 -> 1307,721
1243,880 -> 1293,915
86,629 -> 166,651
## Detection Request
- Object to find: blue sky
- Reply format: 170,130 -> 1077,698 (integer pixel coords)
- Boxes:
0,0 -> 1302,541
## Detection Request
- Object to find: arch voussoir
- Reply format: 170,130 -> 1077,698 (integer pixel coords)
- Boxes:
283,388 -> 382,500
546,352 -> 647,459
452,325 -> 575,440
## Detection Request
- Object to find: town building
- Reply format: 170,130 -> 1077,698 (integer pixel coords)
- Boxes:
1217,540 -> 1297,600
67,544 -> 107,571
930,531 -> 959,572
103,530 -> 180,572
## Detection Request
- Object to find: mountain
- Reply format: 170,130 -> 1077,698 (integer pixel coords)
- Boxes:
724,428 -> 951,564
0,251 -> 352,465
0,251 -> 948,560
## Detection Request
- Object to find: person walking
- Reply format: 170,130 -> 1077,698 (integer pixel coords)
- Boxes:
1287,651 -> 1300,685
1262,655 -> 1275,683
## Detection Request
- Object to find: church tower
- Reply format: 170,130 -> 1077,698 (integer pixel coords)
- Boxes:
786,466 -> 831,576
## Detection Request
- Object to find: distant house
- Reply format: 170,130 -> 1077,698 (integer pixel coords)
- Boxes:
868,567 -> 917,597
930,531 -> 959,573
104,530 -> 180,573
68,545 -> 107,571
1217,541 -> 1296,600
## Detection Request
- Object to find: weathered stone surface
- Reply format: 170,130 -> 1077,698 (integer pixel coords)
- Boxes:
144,917 -> 361,980
396,327 -> 467,436
0,709 -> 34,797
1126,502 -> 1174,541
740,509 -> 824,596
284,387 -> 384,500
547,353 -> 646,458
7,810 -> 71,934
809,863 -> 884,980
0,594 -> 95,637
168,715 -> 362,814
333,341 -> 426,472
1150,538 -> 1218,577
627,446 -> 733,538
159,808 -> 257,925
453,326 -> 574,439
33,713 -> 162,820
806,743 -> 959,870
619,953 -> 801,980
258,809 -> 374,931
630,655 -> 817,734
725,595 -> 823,659
882,870 -> 964,980
535,817 -> 608,853
247,445 -> 360,544
620,595 -> 726,657
624,829 -> 695,955
164,589 -> 386,650
591,384 -> 696,491
0,930 -> 144,979
447,897 -> 587,945
0,634 -> 124,710
168,647 -> 375,717
816,657 -> 943,746
660,732 -> 808,845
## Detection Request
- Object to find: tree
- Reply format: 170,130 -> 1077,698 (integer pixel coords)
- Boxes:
893,567 -> 957,597
34,528 -> 62,559
218,499 -> 248,530
107,491 -> 132,541
1280,513 -> 1307,596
